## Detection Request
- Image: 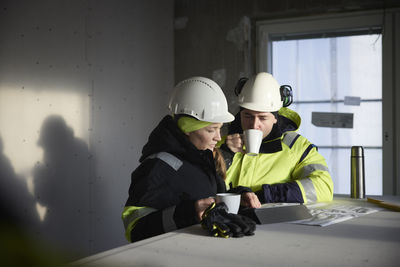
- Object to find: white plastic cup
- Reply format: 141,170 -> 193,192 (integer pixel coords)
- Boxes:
244,129 -> 263,156
215,193 -> 241,214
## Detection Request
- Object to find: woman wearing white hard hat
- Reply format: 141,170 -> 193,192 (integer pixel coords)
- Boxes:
122,77 -> 256,242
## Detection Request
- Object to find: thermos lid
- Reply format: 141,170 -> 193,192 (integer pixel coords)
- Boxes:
351,146 -> 364,157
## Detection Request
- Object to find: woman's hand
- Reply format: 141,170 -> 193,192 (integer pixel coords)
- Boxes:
241,192 -> 261,209
194,197 -> 215,222
226,134 -> 244,153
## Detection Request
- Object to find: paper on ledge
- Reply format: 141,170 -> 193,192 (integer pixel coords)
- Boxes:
289,203 -> 379,227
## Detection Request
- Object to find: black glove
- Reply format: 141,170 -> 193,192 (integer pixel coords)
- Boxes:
201,202 -> 256,238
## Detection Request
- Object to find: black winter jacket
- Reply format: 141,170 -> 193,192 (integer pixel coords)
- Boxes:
124,115 -> 226,242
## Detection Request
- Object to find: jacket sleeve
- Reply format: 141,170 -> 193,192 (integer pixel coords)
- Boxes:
256,182 -> 304,203
281,133 -> 333,203
291,138 -> 333,203
257,133 -> 333,204
122,200 -> 197,243
122,156 -> 198,242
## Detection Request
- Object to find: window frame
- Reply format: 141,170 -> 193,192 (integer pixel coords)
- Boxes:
256,9 -> 400,195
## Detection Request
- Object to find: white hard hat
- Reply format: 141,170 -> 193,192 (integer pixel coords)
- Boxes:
238,72 -> 283,112
169,77 -> 235,123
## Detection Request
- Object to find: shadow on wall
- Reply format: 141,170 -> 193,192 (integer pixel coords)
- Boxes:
32,115 -> 93,260
0,133 -> 66,266
0,135 -> 39,226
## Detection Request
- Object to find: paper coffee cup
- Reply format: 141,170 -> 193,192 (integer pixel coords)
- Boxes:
244,129 -> 263,156
216,193 -> 241,214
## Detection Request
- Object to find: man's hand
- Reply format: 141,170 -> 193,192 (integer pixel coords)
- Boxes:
195,198 -> 215,222
241,192 -> 261,208
226,133 -> 244,153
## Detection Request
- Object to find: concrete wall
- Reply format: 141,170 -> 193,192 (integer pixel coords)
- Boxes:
0,0 -> 173,261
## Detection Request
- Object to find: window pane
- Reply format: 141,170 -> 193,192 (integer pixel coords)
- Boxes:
292,102 -> 382,147
272,34 -> 382,195
336,35 -> 382,99
273,39 -> 333,101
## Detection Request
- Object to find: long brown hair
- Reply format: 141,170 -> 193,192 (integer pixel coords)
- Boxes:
213,148 -> 227,180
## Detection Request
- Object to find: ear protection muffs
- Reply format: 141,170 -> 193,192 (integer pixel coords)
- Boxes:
280,85 -> 293,107
234,77 -> 248,96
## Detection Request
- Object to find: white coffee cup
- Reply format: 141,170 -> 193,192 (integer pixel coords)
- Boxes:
244,129 -> 263,156
215,193 -> 241,214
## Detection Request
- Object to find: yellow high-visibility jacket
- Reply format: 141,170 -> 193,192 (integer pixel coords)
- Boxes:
222,108 -> 333,204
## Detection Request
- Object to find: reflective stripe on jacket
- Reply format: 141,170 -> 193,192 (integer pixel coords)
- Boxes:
226,131 -> 333,204
122,204 -> 179,242
122,206 -> 157,242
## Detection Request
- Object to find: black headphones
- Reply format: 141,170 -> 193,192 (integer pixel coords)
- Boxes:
280,85 -> 293,107
234,77 -> 249,96
234,77 -> 293,107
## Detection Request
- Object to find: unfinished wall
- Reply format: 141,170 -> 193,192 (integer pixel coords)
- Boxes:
174,0 -> 400,195
0,0 -> 173,261
174,0 -> 400,112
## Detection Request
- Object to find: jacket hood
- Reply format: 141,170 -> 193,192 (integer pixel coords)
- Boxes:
139,115 -> 211,163
278,107 -> 301,130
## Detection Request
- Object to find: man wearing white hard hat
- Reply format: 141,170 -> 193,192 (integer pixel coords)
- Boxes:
221,72 -> 333,208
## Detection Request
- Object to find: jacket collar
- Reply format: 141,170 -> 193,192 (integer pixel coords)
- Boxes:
259,138 -> 283,153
